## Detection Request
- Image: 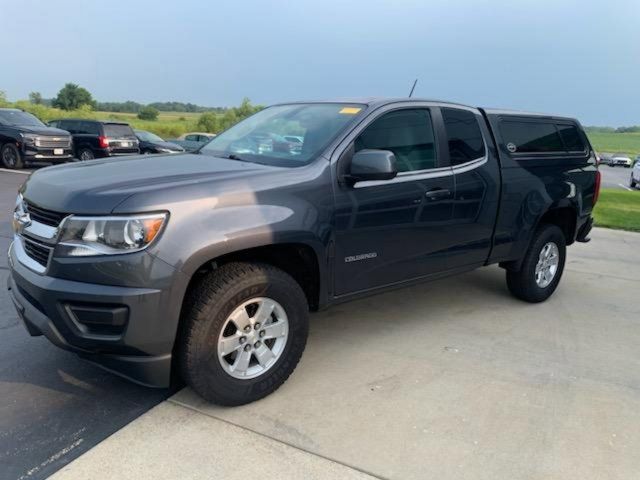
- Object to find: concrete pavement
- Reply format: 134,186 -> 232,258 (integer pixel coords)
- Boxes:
52,228 -> 640,480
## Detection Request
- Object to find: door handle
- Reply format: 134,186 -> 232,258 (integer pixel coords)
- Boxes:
425,188 -> 451,200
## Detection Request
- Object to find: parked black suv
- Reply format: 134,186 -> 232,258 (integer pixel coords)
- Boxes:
9,99 -> 599,406
48,119 -> 139,160
0,109 -> 73,169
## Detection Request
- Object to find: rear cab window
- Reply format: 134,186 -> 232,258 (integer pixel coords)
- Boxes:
498,117 -> 587,156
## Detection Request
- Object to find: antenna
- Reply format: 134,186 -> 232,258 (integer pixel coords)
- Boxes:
408,79 -> 418,98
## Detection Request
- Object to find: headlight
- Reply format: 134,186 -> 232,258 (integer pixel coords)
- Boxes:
12,193 -> 28,233
55,213 -> 168,257
20,133 -> 37,146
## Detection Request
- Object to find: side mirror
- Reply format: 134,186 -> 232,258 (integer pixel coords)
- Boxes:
347,149 -> 398,183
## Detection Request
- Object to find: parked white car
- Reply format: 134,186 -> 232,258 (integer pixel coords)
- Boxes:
630,160 -> 640,188
610,154 -> 632,168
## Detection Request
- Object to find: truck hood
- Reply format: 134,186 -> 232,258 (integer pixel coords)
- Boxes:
17,125 -> 70,136
21,154 -> 278,214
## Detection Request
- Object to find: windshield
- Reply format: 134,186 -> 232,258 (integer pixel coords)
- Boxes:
0,110 -> 45,127
200,103 -> 366,167
136,130 -> 164,142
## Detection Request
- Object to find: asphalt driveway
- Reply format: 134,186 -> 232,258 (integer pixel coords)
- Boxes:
0,170 -> 170,480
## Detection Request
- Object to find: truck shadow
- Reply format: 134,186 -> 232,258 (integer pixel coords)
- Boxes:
0,266 -> 510,400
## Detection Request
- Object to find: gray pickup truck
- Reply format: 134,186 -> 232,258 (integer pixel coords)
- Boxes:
8,99 -> 599,405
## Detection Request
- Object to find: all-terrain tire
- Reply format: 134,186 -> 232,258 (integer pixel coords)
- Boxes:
506,224 -> 566,303
179,262 -> 309,406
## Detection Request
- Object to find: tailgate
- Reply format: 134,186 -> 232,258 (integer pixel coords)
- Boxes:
104,123 -> 139,153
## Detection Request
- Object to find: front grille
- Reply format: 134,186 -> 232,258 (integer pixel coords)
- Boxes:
24,201 -> 67,227
35,136 -> 71,148
22,237 -> 52,267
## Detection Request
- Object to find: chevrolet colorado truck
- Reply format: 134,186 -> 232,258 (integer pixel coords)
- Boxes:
7,99 -> 599,405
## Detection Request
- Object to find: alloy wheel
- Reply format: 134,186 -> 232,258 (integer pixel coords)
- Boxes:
535,242 -> 559,288
217,297 -> 289,379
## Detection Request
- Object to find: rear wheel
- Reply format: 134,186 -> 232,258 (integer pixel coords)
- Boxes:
506,224 -> 566,303
179,262 -> 309,406
78,148 -> 95,161
1,144 -> 24,169
631,176 -> 637,189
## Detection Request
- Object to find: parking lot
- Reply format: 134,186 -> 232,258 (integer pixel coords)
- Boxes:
0,170 -> 170,480
1,166 -> 639,479
599,164 -> 635,190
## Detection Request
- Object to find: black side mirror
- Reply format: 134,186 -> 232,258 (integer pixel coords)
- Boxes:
347,149 -> 398,183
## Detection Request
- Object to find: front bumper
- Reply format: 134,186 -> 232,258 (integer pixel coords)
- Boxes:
7,241 -> 186,388
22,146 -> 73,163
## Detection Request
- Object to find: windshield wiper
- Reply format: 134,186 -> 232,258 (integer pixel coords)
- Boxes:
224,154 -> 251,162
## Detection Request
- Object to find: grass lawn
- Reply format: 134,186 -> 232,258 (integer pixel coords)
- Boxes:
586,131 -> 640,156
94,111 -> 202,138
593,188 -> 640,232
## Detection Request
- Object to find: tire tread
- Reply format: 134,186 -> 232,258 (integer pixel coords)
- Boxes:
179,262 -> 308,405
506,224 -> 566,303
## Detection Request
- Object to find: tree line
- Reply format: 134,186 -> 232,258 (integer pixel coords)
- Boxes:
14,83 -> 233,122
0,84 -> 264,136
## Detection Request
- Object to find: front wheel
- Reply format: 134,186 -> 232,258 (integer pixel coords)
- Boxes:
1,144 -> 24,169
179,262 -> 309,406
506,224 -> 566,303
631,176 -> 637,189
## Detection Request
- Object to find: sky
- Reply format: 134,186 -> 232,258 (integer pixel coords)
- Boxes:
2,0 -> 639,126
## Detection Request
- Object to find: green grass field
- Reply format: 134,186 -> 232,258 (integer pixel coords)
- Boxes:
594,189 -> 640,232
7,101 -> 210,138
94,111 -> 202,138
586,131 -> 640,156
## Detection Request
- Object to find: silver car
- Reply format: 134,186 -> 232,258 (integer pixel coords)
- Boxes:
611,154 -> 632,168
630,158 -> 640,188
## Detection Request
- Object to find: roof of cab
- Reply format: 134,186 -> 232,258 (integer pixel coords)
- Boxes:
277,98 -> 578,121
482,107 -> 579,122
50,118 -> 131,125
278,97 -> 476,109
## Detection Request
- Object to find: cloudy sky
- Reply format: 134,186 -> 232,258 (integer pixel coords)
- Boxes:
3,0 -> 638,125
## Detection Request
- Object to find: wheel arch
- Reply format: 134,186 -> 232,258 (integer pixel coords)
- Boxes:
169,239 -> 325,384
500,203 -> 577,272
181,240 -> 325,312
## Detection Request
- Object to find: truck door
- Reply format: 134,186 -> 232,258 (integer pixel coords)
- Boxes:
440,107 -> 501,268
332,107 -> 455,296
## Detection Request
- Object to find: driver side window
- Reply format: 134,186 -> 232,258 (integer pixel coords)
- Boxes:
355,109 -> 438,172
